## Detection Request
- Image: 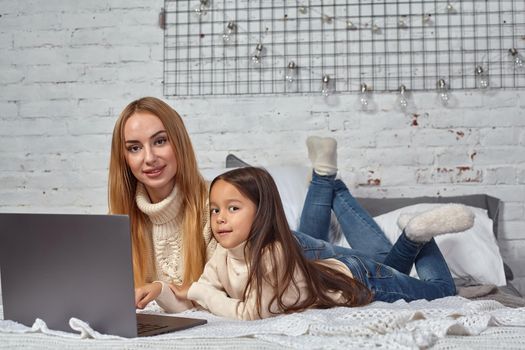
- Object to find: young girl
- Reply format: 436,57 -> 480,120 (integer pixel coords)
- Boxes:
171,166 -> 473,320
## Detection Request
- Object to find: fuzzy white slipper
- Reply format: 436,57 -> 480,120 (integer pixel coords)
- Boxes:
399,203 -> 475,242
397,212 -> 417,231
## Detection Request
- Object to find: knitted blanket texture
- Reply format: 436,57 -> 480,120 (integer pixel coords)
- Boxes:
1,296 -> 525,349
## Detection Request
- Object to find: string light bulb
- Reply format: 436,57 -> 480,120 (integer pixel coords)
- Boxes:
475,66 -> 489,89
446,3 -> 457,13
222,21 -> 236,43
359,83 -> 370,110
321,74 -> 333,96
397,84 -> 409,111
509,48 -> 524,69
437,79 -> 450,106
422,13 -> 432,25
285,61 -> 297,83
193,0 -> 209,17
322,14 -> 333,24
251,43 -> 264,65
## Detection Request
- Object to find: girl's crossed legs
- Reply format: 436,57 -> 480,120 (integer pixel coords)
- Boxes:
294,137 -> 474,301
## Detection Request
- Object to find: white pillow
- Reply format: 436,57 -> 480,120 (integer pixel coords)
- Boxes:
371,203 -> 506,286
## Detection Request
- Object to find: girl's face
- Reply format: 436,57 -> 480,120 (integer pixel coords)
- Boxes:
124,111 -> 178,203
209,180 -> 257,249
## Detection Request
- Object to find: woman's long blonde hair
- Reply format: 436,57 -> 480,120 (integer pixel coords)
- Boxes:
108,97 -> 208,287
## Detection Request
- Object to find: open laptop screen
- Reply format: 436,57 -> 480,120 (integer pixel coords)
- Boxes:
0,213 -> 206,337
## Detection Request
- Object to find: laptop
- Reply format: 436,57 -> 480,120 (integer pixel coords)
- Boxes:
0,213 -> 207,338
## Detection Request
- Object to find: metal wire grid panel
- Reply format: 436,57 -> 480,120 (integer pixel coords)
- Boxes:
163,0 -> 525,97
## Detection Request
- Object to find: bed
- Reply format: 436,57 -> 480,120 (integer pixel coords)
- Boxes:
1,159 -> 524,349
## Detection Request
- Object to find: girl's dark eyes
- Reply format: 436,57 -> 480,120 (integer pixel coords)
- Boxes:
210,206 -> 239,214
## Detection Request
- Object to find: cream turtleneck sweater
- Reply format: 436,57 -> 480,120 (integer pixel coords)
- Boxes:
187,242 -> 354,320
135,182 -> 217,311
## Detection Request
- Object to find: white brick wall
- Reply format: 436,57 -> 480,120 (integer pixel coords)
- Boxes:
1,1 -> 524,295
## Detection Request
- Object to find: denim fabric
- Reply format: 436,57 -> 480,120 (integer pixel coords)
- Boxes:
299,172 -> 392,262
382,231 -> 423,274
297,173 -> 334,242
298,171 -> 456,302
292,230 -> 370,260
339,253 -> 456,302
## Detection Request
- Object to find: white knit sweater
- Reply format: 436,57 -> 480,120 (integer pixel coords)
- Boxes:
135,183 -> 216,285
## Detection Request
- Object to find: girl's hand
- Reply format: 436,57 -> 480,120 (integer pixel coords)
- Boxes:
135,282 -> 162,309
169,283 -> 190,300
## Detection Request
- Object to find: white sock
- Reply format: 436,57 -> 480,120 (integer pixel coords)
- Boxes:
306,136 -> 338,176
400,204 -> 475,243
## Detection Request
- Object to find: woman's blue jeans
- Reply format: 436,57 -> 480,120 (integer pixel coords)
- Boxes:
293,172 -> 456,302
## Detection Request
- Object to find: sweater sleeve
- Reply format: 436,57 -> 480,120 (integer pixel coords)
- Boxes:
155,281 -> 194,313
188,270 -> 262,320
187,245 -> 294,321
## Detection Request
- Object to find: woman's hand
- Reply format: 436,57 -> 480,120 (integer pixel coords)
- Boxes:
169,283 -> 190,300
135,282 -> 162,309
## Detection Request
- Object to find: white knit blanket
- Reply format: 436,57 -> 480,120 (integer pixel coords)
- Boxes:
1,296 -> 525,349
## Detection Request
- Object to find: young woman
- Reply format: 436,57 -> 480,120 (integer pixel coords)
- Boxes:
170,166 -> 473,320
108,97 -> 216,312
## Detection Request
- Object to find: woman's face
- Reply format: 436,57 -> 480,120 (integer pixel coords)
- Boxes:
124,111 -> 178,203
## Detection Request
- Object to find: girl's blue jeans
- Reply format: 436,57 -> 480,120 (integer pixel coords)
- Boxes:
293,172 -> 455,302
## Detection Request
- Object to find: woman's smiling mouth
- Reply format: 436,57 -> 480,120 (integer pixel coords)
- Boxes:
143,166 -> 165,178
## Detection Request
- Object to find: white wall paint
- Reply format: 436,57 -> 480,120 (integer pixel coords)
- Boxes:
1,1 -> 524,294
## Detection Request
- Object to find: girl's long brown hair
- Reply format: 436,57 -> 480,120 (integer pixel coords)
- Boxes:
211,167 -> 372,317
108,97 -> 208,287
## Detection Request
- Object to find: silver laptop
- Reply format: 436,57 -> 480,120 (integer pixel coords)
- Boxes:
0,213 -> 206,338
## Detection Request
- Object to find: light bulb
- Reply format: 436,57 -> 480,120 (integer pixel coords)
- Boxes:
222,21 -> 236,43
346,20 -> 356,30
397,84 -> 408,110
359,83 -> 370,110
475,66 -> 489,89
322,14 -> 333,24
193,0 -> 209,17
251,43 -> 264,65
285,61 -> 297,83
509,48 -> 524,69
437,79 -> 449,106
321,75 -> 332,96
446,3 -> 457,13
422,13 -> 432,25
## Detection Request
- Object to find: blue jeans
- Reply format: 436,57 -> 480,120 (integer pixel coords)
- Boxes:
294,172 -> 456,302
298,173 -> 391,262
